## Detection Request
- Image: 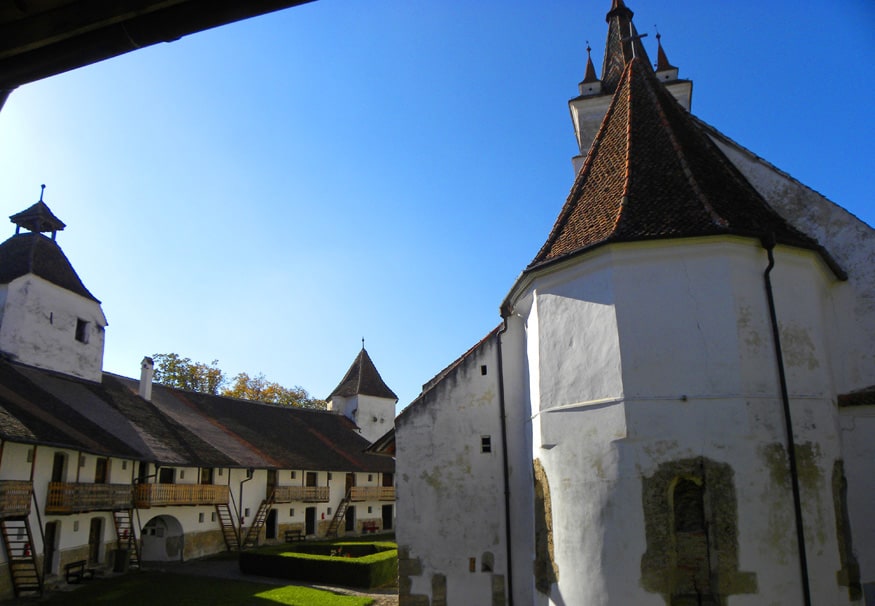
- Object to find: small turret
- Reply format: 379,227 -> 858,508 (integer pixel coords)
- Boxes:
327,342 -> 397,443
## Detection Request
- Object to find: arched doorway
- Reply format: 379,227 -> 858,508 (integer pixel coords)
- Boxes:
140,515 -> 184,562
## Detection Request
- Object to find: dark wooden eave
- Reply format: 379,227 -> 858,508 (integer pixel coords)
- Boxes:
0,0 -> 316,93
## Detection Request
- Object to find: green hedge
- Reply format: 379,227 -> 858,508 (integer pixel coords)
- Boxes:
239,543 -> 397,589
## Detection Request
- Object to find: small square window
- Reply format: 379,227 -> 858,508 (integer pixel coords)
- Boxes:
26,449 -> 33,463
327,507 -> 332,515
290,471 -> 296,479
211,512 -> 216,522
367,506 -> 372,514
198,513 -> 204,523
244,508 -> 250,517
73,521 -> 79,532
75,319 -> 90,344
218,468 -> 224,476
481,365 -> 488,375
179,470 -> 185,479
327,472 -> 332,480
289,508 -> 295,517
367,474 -> 373,482
122,461 -> 127,470
481,436 -> 492,453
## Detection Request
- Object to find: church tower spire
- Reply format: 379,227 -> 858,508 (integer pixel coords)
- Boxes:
568,1 -> 693,174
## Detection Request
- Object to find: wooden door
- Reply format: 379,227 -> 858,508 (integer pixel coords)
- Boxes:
88,518 -> 102,563
305,507 -> 316,535
94,458 -> 108,483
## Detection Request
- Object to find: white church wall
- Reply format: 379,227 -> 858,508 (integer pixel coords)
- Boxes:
0,276 -> 106,382
712,134 -> 875,396
513,238 -> 851,604
500,315 -> 537,606
838,407 -> 875,589
396,334 -> 508,605
522,250 -> 623,412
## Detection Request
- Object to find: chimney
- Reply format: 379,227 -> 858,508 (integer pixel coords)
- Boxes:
139,356 -> 154,401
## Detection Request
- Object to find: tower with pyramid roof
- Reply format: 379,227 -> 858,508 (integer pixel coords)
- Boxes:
395,2 -> 874,605
0,190 -> 107,382
327,345 -> 397,443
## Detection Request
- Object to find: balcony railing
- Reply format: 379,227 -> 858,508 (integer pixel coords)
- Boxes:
272,486 -> 330,503
134,483 -> 229,508
0,481 -> 33,518
46,482 -> 132,514
349,486 -> 395,501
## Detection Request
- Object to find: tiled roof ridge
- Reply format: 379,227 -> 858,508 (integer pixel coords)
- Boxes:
632,57 -> 728,229
531,70 -> 627,265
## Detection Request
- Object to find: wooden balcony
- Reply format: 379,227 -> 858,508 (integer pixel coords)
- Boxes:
0,481 -> 32,518
134,483 -> 229,508
45,482 -> 132,514
271,486 -> 330,503
349,486 -> 395,502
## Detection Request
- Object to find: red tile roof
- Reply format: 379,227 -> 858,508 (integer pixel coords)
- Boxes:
530,56 -> 827,270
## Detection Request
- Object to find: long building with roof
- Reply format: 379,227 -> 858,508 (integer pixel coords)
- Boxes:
0,196 -> 397,598
394,2 -> 875,605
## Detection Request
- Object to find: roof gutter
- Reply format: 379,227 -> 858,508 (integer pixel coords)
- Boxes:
762,234 -> 812,606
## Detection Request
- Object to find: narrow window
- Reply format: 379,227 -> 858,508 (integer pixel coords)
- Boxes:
481,436 -> 492,453
198,513 -> 204,523
75,319 -> 90,343
211,512 -> 216,522
289,508 -> 294,517
290,470 -> 296,479
327,507 -> 332,515
481,365 -> 488,375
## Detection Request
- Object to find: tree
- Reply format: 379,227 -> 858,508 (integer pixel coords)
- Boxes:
152,353 -> 225,395
223,372 -> 327,410
151,353 -> 326,409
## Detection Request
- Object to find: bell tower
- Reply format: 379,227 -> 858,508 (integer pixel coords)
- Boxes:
0,187 -> 107,382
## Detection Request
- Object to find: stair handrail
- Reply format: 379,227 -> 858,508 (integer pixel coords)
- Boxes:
227,489 -> 242,546
29,490 -> 44,586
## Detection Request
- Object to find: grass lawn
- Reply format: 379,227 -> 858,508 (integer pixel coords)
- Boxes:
37,572 -> 374,606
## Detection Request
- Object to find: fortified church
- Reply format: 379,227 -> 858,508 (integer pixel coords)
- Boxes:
394,2 -> 875,605
0,192 -> 398,598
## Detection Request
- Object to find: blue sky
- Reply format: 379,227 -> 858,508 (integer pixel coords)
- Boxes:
1,0 -> 873,411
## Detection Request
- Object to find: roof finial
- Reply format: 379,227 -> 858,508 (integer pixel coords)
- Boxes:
361,337 -> 365,350
582,41 -> 599,84
654,26 -> 677,71
39,184 -> 45,202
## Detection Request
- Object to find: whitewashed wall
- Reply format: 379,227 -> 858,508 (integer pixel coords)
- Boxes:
396,335 -> 507,604
511,238 -> 851,605
0,276 -> 106,382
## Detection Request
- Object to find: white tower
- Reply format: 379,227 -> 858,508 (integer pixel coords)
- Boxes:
327,345 -> 397,443
0,189 -> 107,382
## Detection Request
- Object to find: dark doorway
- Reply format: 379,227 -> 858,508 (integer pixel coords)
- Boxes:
267,470 -> 277,498
305,472 -> 317,487
137,462 -> 149,484
158,468 -> 175,484
44,521 -> 58,576
200,468 -> 213,485
50,453 -> 65,483
382,504 -> 393,530
345,506 -> 355,532
305,507 -> 316,535
88,518 -> 102,564
265,509 -> 277,540
94,458 -> 108,483
382,472 -> 393,487
345,473 -> 355,494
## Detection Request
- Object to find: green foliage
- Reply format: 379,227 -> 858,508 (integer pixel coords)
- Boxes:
152,353 -> 225,395
223,372 -> 327,410
241,541 -> 398,589
151,354 -> 326,409
37,571 -> 374,605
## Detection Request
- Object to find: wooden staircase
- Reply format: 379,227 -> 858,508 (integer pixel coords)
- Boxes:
0,518 -> 41,597
326,492 -> 351,538
215,504 -> 240,551
111,510 -> 141,569
241,498 -> 272,549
